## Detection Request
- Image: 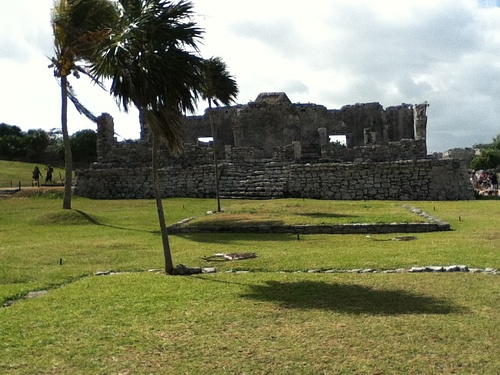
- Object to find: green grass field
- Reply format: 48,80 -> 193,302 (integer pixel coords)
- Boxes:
0,189 -> 499,374
0,160 -> 66,187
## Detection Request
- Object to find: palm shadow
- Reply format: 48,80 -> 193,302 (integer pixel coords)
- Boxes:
174,232 -> 300,244
297,212 -> 358,219
74,210 -> 156,234
184,218 -> 285,227
241,280 -> 466,315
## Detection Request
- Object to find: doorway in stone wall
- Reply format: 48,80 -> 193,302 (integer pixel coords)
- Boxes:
329,135 -> 347,146
197,136 -> 213,146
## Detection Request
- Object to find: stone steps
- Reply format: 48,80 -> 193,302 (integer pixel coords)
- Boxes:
218,166 -> 286,198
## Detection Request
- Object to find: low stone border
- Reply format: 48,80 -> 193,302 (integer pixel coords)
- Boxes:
402,205 -> 449,226
4,264 -> 495,308
302,265 -> 498,275
167,206 -> 450,235
168,222 -> 450,234
139,265 -> 498,276
1,290 -> 49,307
209,265 -> 498,275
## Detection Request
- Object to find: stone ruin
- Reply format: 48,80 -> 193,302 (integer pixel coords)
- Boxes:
75,93 -> 474,200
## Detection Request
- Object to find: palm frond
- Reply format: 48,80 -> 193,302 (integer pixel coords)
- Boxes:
65,79 -> 98,123
74,65 -> 106,90
93,0 -> 204,116
51,0 -> 119,77
144,107 -> 184,156
200,56 -> 239,107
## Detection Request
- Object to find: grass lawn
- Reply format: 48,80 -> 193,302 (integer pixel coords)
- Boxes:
1,272 -> 498,374
0,193 -> 499,374
0,160 -> 66,188
186,199 -> 426,225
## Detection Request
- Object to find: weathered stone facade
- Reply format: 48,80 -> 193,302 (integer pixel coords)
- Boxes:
75,93 -> 474,200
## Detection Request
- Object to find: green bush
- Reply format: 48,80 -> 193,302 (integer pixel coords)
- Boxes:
470,148 -> 500,170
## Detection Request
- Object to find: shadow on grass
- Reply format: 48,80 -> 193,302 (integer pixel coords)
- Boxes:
175,232 -> 300,244
240,280 -> 466,315
297,212 -> 358,219
74,210 -> 157,234
185,218 -> 285,227
475,195 -> 500,200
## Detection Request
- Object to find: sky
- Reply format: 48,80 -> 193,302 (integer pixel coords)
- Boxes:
1,0 -> 500,152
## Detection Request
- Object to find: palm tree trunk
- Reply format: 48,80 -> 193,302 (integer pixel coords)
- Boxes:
61,75 -> 73,210
208,107 -> 221,212
152,132 -> 174,274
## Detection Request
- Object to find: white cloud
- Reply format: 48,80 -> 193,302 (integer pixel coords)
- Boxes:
0,0 -> 499,151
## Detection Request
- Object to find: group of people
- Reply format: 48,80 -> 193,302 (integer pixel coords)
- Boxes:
470,170 -> 499,195
32,165 -> 54,187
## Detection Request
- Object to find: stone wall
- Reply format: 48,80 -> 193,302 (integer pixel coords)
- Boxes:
180,93 -> 426,160
286,159 -> 472,200
75,94 -> 474,201
442,147 -> 476,167
76,152 -> 474,200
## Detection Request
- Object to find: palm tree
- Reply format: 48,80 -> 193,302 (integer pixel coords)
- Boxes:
92,0 -> 204,274
199,57 -> 238,212
50,0 -> 118,209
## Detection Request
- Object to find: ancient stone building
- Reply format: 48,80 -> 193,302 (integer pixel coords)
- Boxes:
75,93 -> 474,200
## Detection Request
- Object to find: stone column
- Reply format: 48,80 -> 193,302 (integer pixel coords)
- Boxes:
318,127 -> 328,157
413,102 -> 429,156
233,108 -> 243,147
293,141 -> 302,160
363,128 -> 376,145
345,133 -> 353,149
139,110 -> 153,144
96,113 -> 115,163
318,127 -> 328,146
413,102 -> 429,141
225,145 -> 233,161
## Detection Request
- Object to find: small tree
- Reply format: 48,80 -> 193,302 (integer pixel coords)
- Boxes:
70,129 -> 97,164
24,129 -> 50,163
470,148 -> 500,171
199,57 -> 238,212
92,0 -> 204,274
0,123 -> 23,137
50,0 -> 118,209
471,132 -> 500,170
0,124 -> 25,159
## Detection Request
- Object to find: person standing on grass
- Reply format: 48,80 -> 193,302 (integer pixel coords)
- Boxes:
32,166 -> 42,187
491,171 -> 498,191
45,165 -> 54,183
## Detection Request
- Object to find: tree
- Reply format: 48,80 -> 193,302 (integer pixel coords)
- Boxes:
0,123 -> 23,137
92,0 -> 204,274
24,129 -> 50,162
471,132 -> 500,170
46,128 -> 65,162
0,125 -> 49,161
470,148 -> 500,171
50,0 -> 118,209
70,129 -> 97,164
0,124 -> 25,158
199,57 -> 239,212
473,133 -> 500,151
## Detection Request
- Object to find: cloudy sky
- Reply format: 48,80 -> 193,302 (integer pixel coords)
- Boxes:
1,0 -> 499,152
